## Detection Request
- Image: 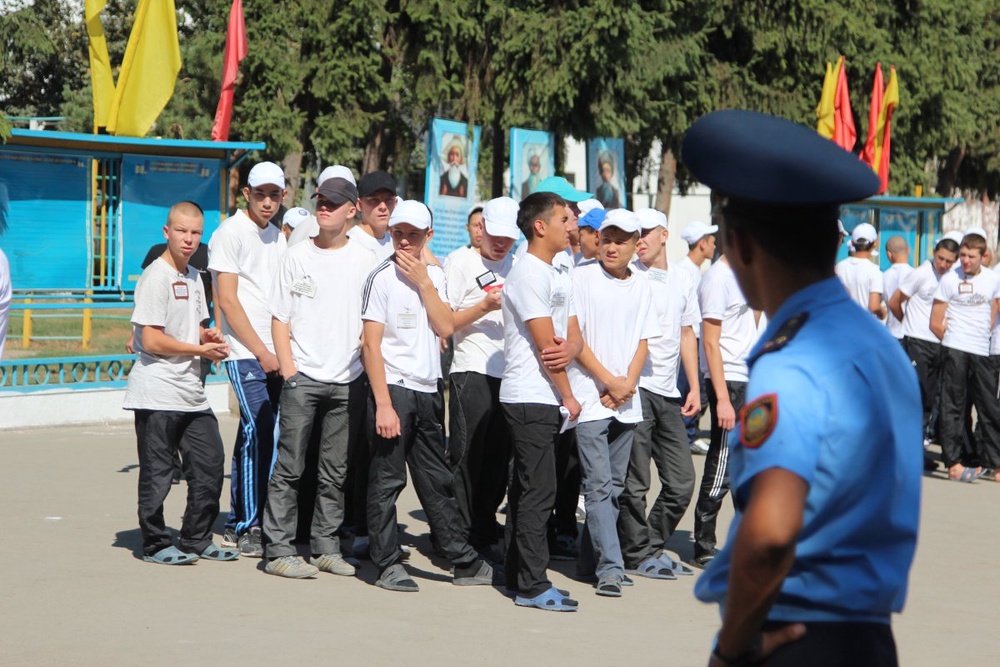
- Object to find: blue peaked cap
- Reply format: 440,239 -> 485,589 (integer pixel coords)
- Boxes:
682,110 -> 880,206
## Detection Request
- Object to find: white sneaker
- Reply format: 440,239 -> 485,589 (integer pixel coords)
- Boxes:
690,438 -> 710,455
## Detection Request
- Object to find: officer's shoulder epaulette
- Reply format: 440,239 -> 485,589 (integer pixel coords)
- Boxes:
755,312 -> 809,359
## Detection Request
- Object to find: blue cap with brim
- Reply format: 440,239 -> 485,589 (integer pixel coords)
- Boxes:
578,208 -> 606,230
682,110 -> 880,206
534,176 -> 594,203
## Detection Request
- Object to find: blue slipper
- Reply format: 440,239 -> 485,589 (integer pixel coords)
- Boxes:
514,586 -> 579,612
143,546 -> 198,565
198,543 -> 239,561
632,556 -> 677,580
657,552 -> 694,576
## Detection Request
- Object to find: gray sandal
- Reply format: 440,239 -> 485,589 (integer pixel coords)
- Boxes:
376,563 -> 419,592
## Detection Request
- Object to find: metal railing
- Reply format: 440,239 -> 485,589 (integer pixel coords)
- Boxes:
0,354 -> 226,392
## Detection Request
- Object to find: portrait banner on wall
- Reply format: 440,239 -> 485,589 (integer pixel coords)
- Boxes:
425,117 -> 481,258
510,128 -> 555,201
587,138 -> 627,210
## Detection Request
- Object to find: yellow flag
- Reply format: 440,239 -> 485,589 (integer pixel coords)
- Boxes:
815,58 -> 841,139
106,0 -> 182,137
85,0 -> 115,130
872,67 -> 900,174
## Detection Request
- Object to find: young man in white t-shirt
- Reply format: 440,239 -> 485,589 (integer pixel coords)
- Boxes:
836,223 -> 883,317
348,171 -> 398,261
287,165 -> 356,247
260,177 -> 377,579
575,208 -> 604,265
618,208 -> 701,580
569,209 -> 660,597
445,205 -> 484,266
890,237 -> 959,450
445,197 -> 517,559
361,200 -> 494,592
692,252 -> 764,567
882,235 -> 912,342
124,202 -> 236,565
930,232 -> 1000,481
500,191 -> 583,611
208,161 -> 288,557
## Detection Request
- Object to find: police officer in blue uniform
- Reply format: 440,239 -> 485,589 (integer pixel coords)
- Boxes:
682,110 -> 922,667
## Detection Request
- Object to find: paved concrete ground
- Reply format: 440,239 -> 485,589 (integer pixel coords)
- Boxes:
0,416 -> 994,665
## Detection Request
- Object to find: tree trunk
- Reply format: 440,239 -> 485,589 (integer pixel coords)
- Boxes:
655,144 -> 676,215
282,149 -> 303,205
491,115 -> 505,198
363,128 -> 384,175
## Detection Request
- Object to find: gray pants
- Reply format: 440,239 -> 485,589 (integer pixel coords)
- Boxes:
576,417 -> 634,578
618,390 -> 695,568
262,373 -> 357,558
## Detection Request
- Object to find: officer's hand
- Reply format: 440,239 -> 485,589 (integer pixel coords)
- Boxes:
716,398 -> 736,431
257,350 -> 280,374
376,404 -> 402,439
681,389 -> 701,417
541,336 -> 574,370
708,625 -> 806,667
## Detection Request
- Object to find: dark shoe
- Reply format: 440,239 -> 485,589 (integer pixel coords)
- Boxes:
691,550 -> 717,569
453,559 -> 495,586
595,574 -> 623,597
221,527 -> 238,548
549,534 -> 579,561
238,527 -> 263,558
376,563 -> 419,592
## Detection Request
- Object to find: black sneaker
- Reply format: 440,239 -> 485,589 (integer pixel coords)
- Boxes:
550,534 -> 579,561
238,526 -> 264,558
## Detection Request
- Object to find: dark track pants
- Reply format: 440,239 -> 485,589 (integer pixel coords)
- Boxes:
938,347 -> 1000,468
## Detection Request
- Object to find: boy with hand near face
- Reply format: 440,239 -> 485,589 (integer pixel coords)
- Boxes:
124,202 -> 235,565
361,200 -> 495,592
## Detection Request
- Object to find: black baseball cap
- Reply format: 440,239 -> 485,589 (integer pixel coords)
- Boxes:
311,177 -> 358,205
357,171 -> 397,198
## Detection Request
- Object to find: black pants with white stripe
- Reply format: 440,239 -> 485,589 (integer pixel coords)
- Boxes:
693,379 -> 746,560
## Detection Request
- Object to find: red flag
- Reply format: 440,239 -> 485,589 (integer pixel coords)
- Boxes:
861,63 -> 883,168
833,57 -> 856,152
211,0 -> 247,142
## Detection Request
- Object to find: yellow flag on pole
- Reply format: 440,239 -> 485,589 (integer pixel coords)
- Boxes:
816,59 -> 840,139
872,67 -> 900,193
85,0 -> 115,130
106,0 -> 182,137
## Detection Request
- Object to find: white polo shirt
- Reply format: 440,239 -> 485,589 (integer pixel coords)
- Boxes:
698,259 -> 763,383
124,258 -> 210,412
898,261 -> 942,343
638,263 -> 701,398
934,265 -> 1000,356
362,258 -> 447,393
836,256 -> 883,309
271,238 -> 377,383
445,248 -> 513,378
882,262 -> 913,339
500,253 -> 575,406
208,209 -> 286,360
568,262 -> 660,423
349,226 -> 395,261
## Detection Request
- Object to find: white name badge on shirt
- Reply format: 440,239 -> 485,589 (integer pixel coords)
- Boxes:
476,270 -> 498,289
648,268 -> 668,284
959,281 -> 973,294
291,278 -> 317,298
172,281 -> 189,300
550,290 -> 566,308
397,312 -> 418,329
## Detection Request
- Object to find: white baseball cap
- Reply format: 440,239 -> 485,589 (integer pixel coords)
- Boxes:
964,226 -> 988,242
851,222 -> 878,244
577,198 -> 605,216
282,207 -> 313,229
600,208 -> 642,234
635,208 -> 667,231
318,165 -> 356,187
247,161 -> 285,188
681,220 -> 719,245
388,200 -> 433,230
482,197 -> 520,240
941,230 -> 965,245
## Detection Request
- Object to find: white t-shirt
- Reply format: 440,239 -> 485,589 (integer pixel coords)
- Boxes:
0,248 -> 10,360
882,263 -> 913,339
124,258 -> 210,412
638,263 -> 701,398
836,256 -> 883,310
444,244 -> 474,268
698,259 -> 763,383
348,226 -> 395,261
208,210 -> 286,360
934,266 -> 1000,356
898,261 -> 942,343
445,248 -> 513,378
287,216 -> 320,247
500,253 -> 575,406
271,239 -> 377,383
515,240 -> 574,273
362,259 -> 447,392
568,263 -> 660,424
676,255 -> 704,337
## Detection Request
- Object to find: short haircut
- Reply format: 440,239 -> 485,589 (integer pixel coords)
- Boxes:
961,234 -> 987,254
853,239 -> 874,252
167,200 -> 204,226
885,235 -> 908,255
467,206 -> 483,223
718,196 -> 840,270
517,192 -> 566,240
935,238 -> 960,254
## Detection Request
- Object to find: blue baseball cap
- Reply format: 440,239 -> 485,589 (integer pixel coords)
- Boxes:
534,176 -> 594,203
682,110 -> 879,206
578,208 -> 606,230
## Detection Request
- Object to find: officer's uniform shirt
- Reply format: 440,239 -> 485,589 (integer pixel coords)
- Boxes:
694,276 -> 922,623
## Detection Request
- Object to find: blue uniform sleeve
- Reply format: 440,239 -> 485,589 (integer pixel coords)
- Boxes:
733,363 -> 822,500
